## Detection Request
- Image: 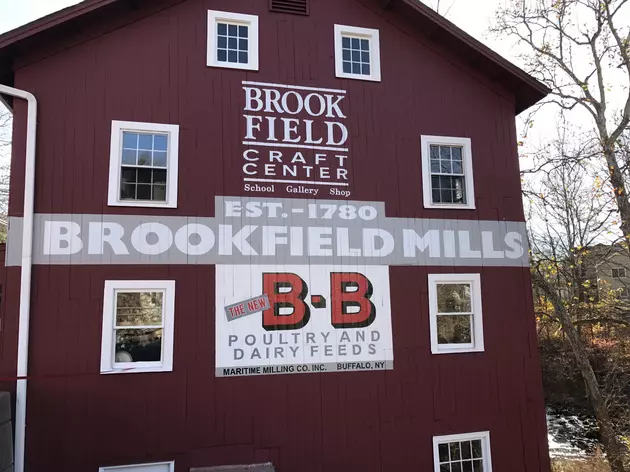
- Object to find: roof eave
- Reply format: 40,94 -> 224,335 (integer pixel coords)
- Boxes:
398,0 -> 550,113
0,0 -> 120,51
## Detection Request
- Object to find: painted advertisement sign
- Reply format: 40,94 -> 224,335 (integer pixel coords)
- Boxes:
6,197 -> 528,267
216,264 -> 393,377
6,196 -> 528,266
241,82 -> 351,198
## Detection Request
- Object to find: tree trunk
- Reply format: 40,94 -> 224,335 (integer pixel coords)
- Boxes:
603,143 -> 630,245
533,272 -> 628,472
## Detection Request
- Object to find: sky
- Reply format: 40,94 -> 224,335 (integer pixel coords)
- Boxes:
0,0 -> 81,34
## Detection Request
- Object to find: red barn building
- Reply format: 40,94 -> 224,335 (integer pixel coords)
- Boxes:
0,0 -> 551,471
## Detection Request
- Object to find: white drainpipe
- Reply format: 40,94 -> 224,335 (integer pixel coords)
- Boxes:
0,84 -> 38,472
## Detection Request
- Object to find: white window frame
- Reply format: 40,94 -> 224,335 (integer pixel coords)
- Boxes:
421,135 -> 476,210
108,120 -> 179,209
433,431 -> 493,472
428,273 -> 484,355
207,10 -> 259,71
334,24 -> 381,82
101,280 -> 176,375
99,461 -> 175,472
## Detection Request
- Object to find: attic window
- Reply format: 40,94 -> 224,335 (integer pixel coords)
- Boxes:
207,10 -> 259,71
334,25 -> 381,82
269,0 -> 309,15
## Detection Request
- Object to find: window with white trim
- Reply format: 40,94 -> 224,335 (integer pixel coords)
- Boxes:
108,120 -> 179,208
334,24 -> 381,82
207,10 -> 259,70
428,274 -> 484,354
101,280 -> 176,374
433,432 -> 492,472
99,461 -> 174,472
421,136 -> 475,210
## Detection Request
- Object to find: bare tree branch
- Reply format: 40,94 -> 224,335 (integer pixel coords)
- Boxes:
493,0 -> 630,250
525,119 -> 630,470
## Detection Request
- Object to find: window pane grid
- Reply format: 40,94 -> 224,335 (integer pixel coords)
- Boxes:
121,132 -> 168,166
436,315 -> 474,345
437,283 -> 472,312
430,144 -> 466,204
217,22 -> 249,64
113,290 -> 165,365
120,131 -> 169,203
114,291 -> 164,327
438,440 -> 485,472
341,35 -> 371,76
436,282 -> 474,346
114,328 -> 164,364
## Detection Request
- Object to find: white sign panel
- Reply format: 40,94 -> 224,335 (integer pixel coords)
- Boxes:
216,264 -> 393,377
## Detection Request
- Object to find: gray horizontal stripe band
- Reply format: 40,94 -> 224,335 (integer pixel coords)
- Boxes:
5,196 -> 529,267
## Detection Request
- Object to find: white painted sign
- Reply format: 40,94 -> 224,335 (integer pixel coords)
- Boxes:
241,82 -> 352,198
215,265 -> 394,377
5,197 -> 530,267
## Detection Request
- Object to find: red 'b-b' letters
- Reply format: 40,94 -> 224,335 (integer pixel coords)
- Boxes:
331,273 -> 376,328
262,273 -> 311,331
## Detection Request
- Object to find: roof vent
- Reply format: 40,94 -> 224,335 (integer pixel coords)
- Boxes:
269,0 -> 310,15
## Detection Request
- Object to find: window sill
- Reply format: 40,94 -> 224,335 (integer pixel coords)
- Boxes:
424,203 -> 477,210
336,71 -> 381,82
207,61 -> 259,71
101,366 -> 172,375
107,199 -> 177,209
431,346 -> 485,355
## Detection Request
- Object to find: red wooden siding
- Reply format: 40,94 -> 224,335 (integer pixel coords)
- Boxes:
0,0 -> 551,470
8,0 -> 523,221
0,245 -> 19,422
17,266 -> 549,471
